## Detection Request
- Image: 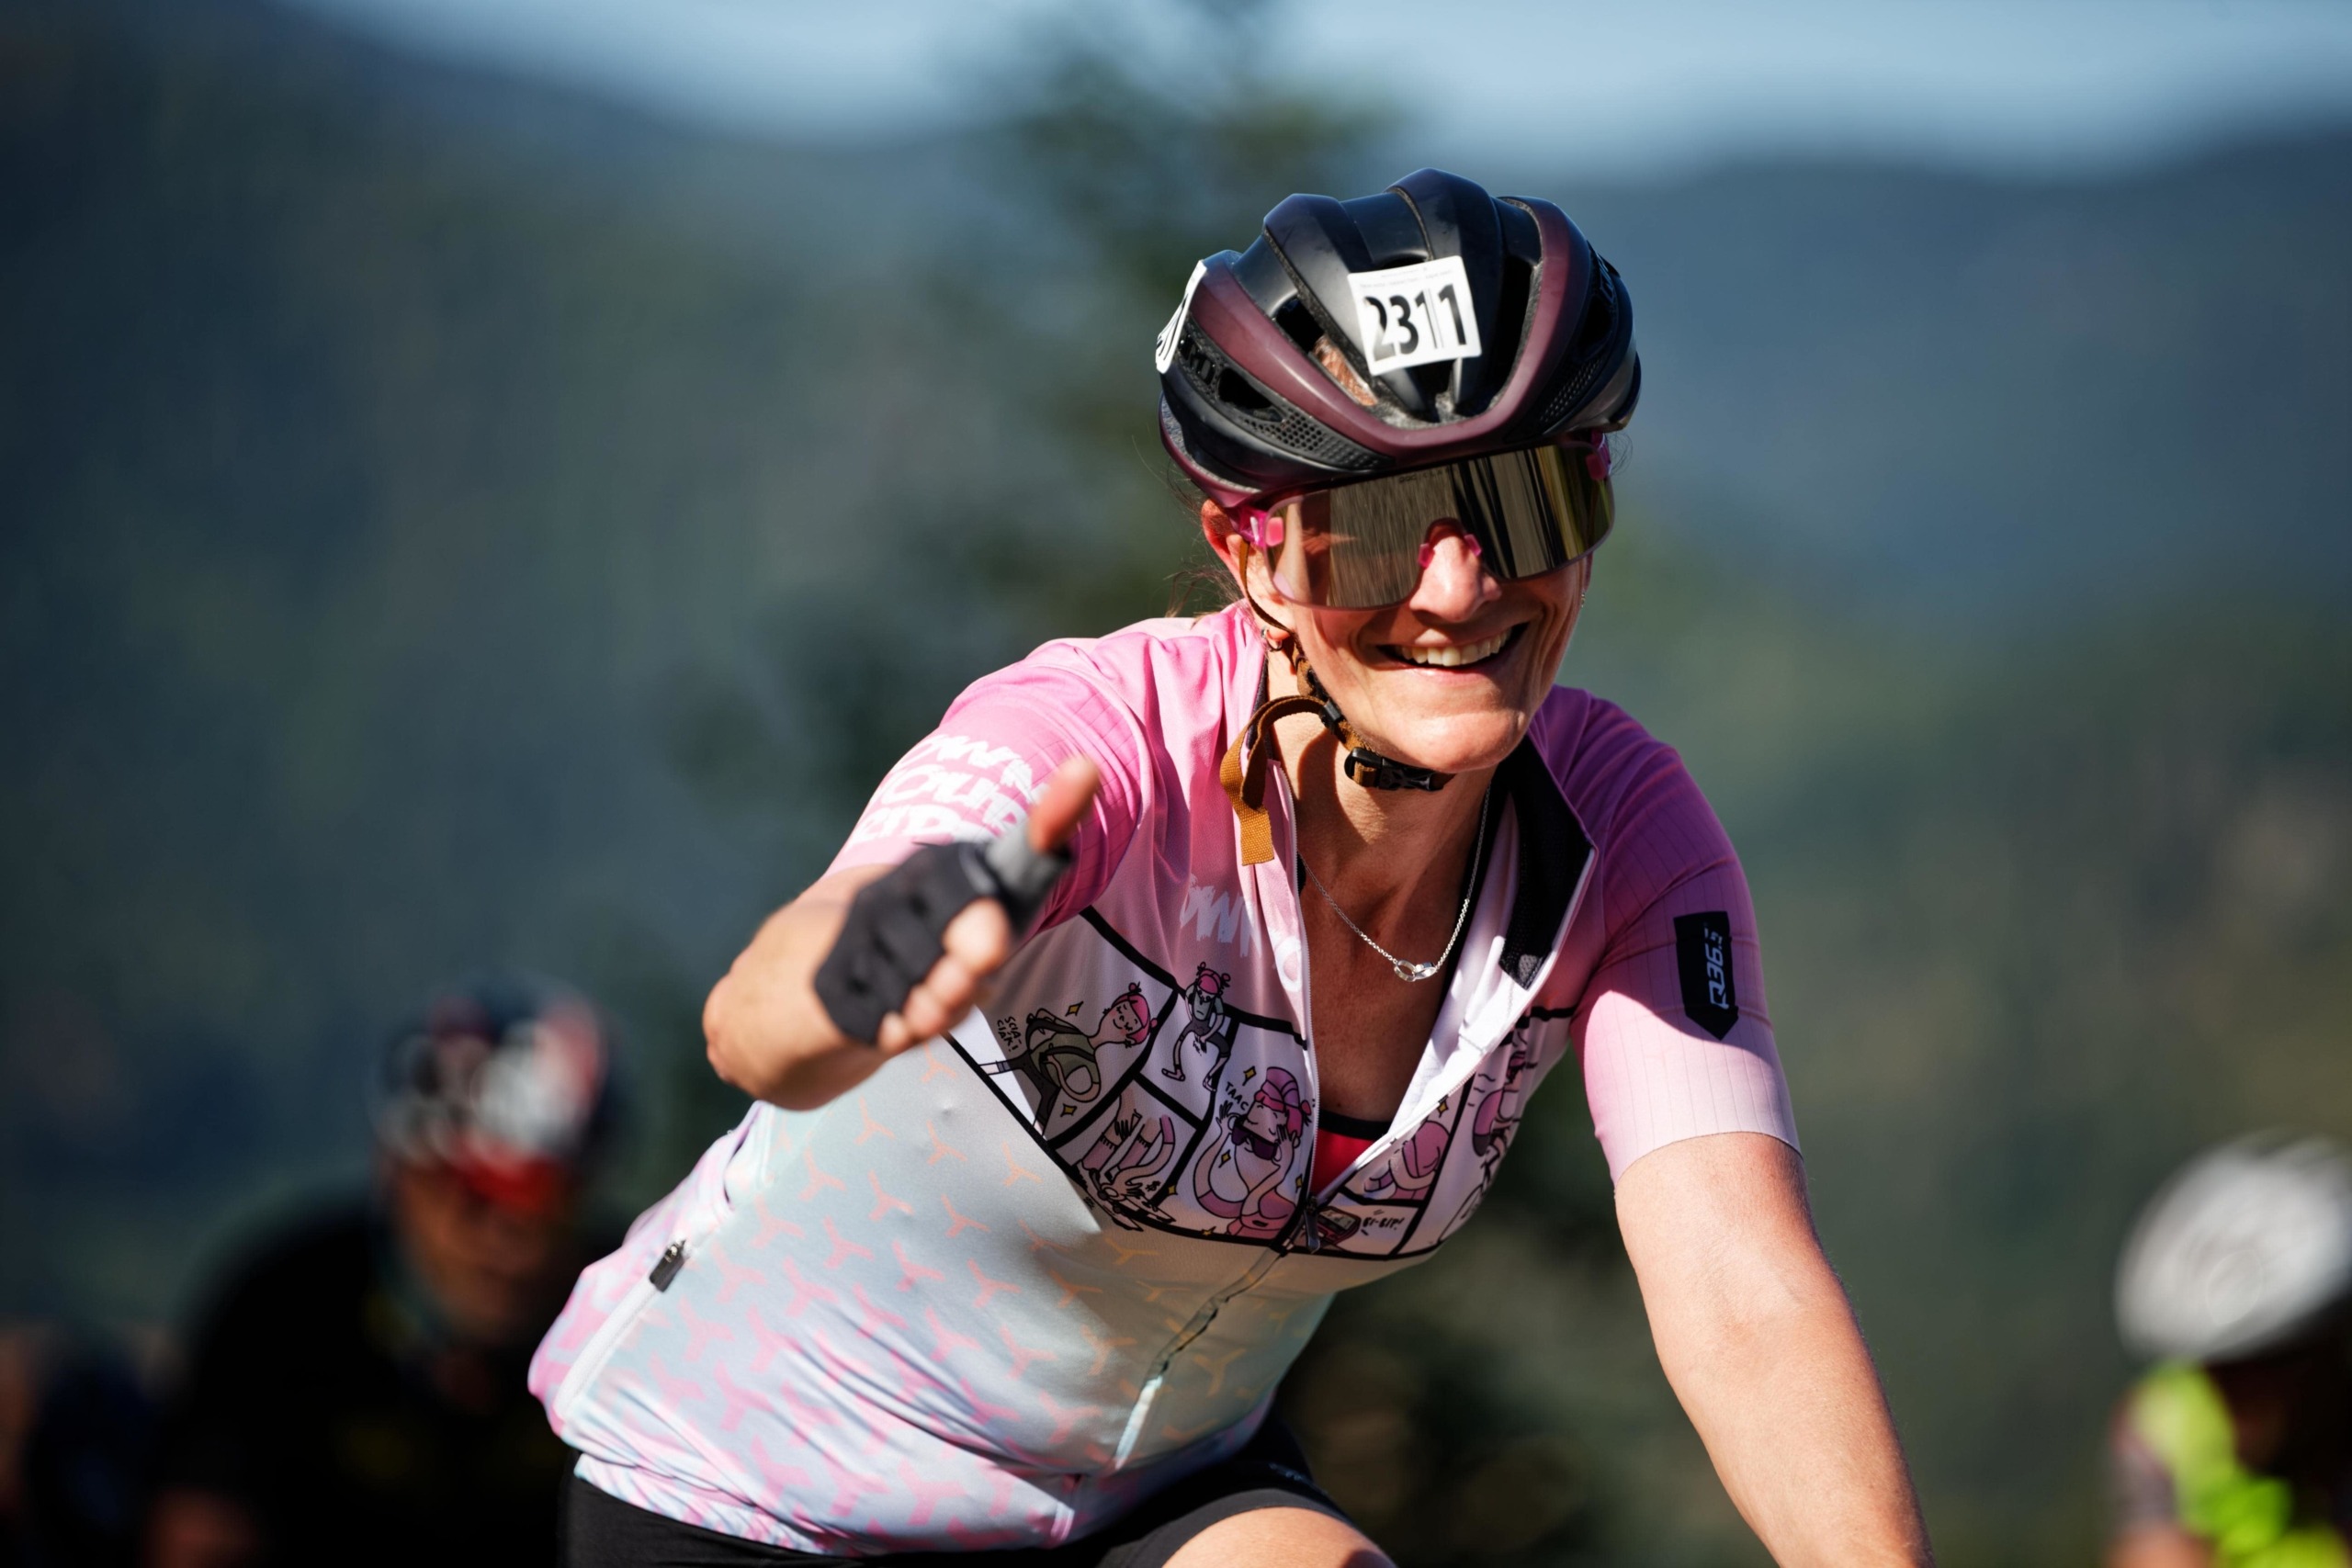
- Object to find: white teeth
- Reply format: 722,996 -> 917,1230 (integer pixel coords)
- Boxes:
1396,633 -> 1509,668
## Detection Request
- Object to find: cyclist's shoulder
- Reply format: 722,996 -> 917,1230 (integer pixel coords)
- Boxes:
221,1201 -> 374,1287
953,606 -> 1254,747
1528,687 -> 1701,820
1014,604 -> 1250,686
185,1201 -> 377,1349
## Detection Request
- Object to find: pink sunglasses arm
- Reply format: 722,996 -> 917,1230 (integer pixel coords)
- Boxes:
1238,506 -> 1286,549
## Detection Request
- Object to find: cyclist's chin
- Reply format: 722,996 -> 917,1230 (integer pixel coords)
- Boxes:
1354,703 -> 1532,778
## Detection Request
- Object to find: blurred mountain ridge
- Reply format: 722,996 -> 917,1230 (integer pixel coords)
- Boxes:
29,0 -> 2346,625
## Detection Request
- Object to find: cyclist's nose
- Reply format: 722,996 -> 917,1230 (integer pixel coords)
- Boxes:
1408,524 -> 1500,621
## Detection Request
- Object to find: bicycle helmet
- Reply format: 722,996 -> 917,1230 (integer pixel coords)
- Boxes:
371,975 -> 619,1211
1156,166 -> 1640,511
1162,171 -> 1641,805
2117,1134 -> 2352,1363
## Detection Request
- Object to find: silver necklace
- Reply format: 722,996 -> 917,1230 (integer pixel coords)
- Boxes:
1298,784 -> 1491,983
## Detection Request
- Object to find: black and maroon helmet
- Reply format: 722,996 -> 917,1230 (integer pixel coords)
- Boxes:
1155,167 -> 1639,509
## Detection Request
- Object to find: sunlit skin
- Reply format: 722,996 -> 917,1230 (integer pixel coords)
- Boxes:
2109,1526 -> 2213,1568
1235,497 -> 1589,779
700,494 -> 1933,1568
387,1158 -> 582,1350
1199,496 -> 1590,1122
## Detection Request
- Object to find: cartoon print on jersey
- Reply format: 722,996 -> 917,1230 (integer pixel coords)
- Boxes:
959,915 -> 1564,1255
1073,1105 -> 1179,1228
1348,1100 -> 1453,1205
985,983 -> 1154,1125
1442,1019 -> 1544,1235
1193,1066 -> 1309,1240
1295,1090 -> 1463,1255
1295,1009 -> 1577,1259
1159,964 -> 1235,1086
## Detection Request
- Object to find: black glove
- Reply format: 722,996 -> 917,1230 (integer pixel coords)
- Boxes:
812,824 -> 1069,1044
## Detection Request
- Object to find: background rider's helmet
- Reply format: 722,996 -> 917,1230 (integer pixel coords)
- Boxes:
369,974 -> 618,1213
1155,167 -> 1640,510
2116,1134 -> 2352,1362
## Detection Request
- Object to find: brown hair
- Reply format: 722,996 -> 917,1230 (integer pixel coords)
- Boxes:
1159,467 -> 1242,617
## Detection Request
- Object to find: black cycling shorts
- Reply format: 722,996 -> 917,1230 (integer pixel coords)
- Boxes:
559,1417 -> 1353,1568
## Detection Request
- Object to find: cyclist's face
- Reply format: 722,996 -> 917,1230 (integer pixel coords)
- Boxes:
389,1157 -> 579,1347
1215,504 -> 1587,778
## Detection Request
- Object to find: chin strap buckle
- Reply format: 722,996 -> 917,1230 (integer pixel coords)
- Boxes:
1343,749 -> 1448,792
1299,667 -> 1450,794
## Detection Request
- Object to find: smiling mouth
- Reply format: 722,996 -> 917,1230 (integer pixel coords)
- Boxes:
1386,625 -> 1521,670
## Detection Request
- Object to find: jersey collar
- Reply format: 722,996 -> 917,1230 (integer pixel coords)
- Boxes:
1494,739 -> 1591,987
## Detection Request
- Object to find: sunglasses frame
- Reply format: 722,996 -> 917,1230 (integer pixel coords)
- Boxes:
1236,435 -> 1615,611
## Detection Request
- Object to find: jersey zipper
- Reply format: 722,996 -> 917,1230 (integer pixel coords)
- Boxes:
1109,1180 -> 1320,1468
1110,835 -> 1327,1466
548,1221 -> 718,1427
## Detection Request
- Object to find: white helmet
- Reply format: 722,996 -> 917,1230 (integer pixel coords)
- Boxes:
2116,1134 -> 2352,1362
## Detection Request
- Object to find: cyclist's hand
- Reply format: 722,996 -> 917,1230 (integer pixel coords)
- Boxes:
704,758 -> 1100,1109
872,757 -> 1100,1054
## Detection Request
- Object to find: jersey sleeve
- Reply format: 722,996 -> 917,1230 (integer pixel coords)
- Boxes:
823,643 -> 1148,934
1571,745 -> 1799,1181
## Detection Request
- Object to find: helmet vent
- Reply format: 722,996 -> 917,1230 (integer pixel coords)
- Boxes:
1176,321 -> 1384,473
1570,260 -> 1621,360
1216,367 -> 1272,415
1273,298 -> 1322,354
1526,258 -> 1632,435
1313,336 -> 1378,408
1495,254 -> 1534,361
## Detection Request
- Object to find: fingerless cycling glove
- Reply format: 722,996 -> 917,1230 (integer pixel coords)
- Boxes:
812,826 -> 1069,1044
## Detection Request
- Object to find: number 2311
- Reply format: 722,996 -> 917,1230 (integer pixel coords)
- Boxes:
1363,283 -> 1467,362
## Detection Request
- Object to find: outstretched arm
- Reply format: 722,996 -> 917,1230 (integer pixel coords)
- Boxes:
704,757 -> 1100,1110
1616,1131 -> 1934,1567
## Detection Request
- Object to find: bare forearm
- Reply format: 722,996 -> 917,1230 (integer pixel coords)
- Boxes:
704,869 -> 881,1109
1655,1260 -> 1928,1562
1619,1133 -> 1932,1567
704,863 -> 1014,1110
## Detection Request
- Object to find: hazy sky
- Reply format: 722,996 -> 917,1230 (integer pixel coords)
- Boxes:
289,0 -> 2352,175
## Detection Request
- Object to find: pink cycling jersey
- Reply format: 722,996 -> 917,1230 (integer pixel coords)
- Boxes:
529,603 -> 1797,1551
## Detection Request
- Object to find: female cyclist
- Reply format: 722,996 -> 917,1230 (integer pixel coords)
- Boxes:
533,169 -> 1934,1567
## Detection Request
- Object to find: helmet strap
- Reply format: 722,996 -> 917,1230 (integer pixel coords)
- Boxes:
1232,555 -> 1451,795
1291,656 -> 1450,794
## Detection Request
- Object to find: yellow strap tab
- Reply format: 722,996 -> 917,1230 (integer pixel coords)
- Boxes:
1219,694 -> 1323,865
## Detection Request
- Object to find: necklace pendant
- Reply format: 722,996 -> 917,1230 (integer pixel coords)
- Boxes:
1393,959 -> 1437,983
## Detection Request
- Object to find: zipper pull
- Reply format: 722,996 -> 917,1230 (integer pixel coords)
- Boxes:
648,1239 -> 688,1292
1275,1187 -> 1318,1255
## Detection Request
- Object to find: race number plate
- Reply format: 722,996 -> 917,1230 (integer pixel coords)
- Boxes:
1345,255 -> 1483,372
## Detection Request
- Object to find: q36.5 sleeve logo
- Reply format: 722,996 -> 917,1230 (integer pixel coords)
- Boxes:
1673,911 -> 1740,1041
1344,255 -> 1483,373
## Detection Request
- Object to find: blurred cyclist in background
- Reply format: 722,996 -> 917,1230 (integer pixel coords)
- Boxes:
144,976 -> 619,1568
2109,1135 -> 2352,1568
